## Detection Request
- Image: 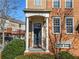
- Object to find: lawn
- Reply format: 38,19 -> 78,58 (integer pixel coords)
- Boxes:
15,54 -> 54,59
0,52 -> 1,59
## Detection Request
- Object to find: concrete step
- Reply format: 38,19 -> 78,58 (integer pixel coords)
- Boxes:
24,48 -> 51,55
29,48 -> 45,52
24,51 -> 51,55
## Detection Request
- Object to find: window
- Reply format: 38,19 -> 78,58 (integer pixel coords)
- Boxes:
56,43 -> 71,48
56,41 -> 71,48
66,0 -> 72,8
66,17 -> 73,34
35,0 -> 41,7
64,44 -> 71,47
4,20 -> 9,28
52,17 -> 60,34
53,0 -> 60,8
56,44 -> 63,48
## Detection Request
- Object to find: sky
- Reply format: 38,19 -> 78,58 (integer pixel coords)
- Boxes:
9,0 -> 26,22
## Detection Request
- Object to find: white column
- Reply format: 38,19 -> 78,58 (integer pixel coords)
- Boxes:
26,0 -> 28,8
25,17 -> 29,52
42,23 -> 44,48
46,17 -> 49,52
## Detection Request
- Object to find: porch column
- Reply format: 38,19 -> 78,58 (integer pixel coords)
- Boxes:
25,17 -> 29,52
46,17 -> 49,52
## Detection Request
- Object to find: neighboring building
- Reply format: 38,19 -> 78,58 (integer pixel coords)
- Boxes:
0,16 -> 25,39
24,0 -> 79,56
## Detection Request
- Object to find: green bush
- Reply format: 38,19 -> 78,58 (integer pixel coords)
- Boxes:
15,54 -> 54,59
58,51 -> 75,59
0,39 -> 2,44
2,39 -> 25,59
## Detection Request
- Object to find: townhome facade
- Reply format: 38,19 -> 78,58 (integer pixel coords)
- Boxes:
24,0 -> 79,56
0,17 -> 25,39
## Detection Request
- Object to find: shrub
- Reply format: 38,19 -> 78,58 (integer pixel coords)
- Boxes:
58,51 -> 75,59
15,54 -> 54,59
0,39 -> 2,44
2,39 -> 25,59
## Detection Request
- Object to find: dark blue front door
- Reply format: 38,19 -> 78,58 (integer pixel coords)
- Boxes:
34,23 -> 41,48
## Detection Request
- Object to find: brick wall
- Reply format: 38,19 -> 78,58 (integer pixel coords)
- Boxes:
27,0 -> 79,56
48,0 -> 79,56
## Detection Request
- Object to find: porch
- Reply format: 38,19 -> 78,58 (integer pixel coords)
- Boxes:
24,9 -> 50,52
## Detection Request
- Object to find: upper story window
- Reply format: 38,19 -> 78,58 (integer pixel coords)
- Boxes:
34,0 -> 41,7
65,0 -> 72,8
52,0 -> 60,8
66,17 -> 73,34
52,17 -> 60,34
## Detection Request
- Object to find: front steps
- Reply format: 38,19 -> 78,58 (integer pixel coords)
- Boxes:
24,48 -> 51,55
29,48 -> 45,52
24,52 -> 51,55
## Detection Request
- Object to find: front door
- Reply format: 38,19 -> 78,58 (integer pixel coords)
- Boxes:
34,23 -> 41,48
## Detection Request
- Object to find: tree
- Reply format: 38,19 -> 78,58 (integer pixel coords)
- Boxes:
49,8 -> 78,59
0,0 -> 20,47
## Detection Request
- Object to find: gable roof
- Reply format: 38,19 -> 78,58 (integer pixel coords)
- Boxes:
0,15 -> 25,25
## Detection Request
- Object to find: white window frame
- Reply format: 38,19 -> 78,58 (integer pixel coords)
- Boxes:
34,0 -> 41,7
65,17 -> 74,34
52,17 -> 61,34
52,0 -> 61,8
65,0 -> 74,8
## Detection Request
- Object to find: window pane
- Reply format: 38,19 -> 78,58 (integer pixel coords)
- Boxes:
54,0 -> 60,8
66,17 -> 73,33
66,0 -> 72,2
64,44 -> 70,47
53,17 -> 60,33
66,0 -> 72,8
35,0 -> 41,6
56,44 -> 63,48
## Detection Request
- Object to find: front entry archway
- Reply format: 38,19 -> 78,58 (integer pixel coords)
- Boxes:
25,11 -> 50,52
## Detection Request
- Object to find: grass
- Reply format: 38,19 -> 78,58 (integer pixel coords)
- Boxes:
15,54 -> 54,59
15,54 -> 79,59
0,52 -> 1,59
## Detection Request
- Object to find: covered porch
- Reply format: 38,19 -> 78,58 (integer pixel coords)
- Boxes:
24,9 -> 50,52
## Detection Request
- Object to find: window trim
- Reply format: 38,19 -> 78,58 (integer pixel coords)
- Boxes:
65,17 -> 74,34
52,0 -> 61,8
65,0 -> 74,8
34,0 -> 41,7
52,16 -> 61,34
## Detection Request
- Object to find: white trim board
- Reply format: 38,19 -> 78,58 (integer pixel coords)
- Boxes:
25,13 -> 49,17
